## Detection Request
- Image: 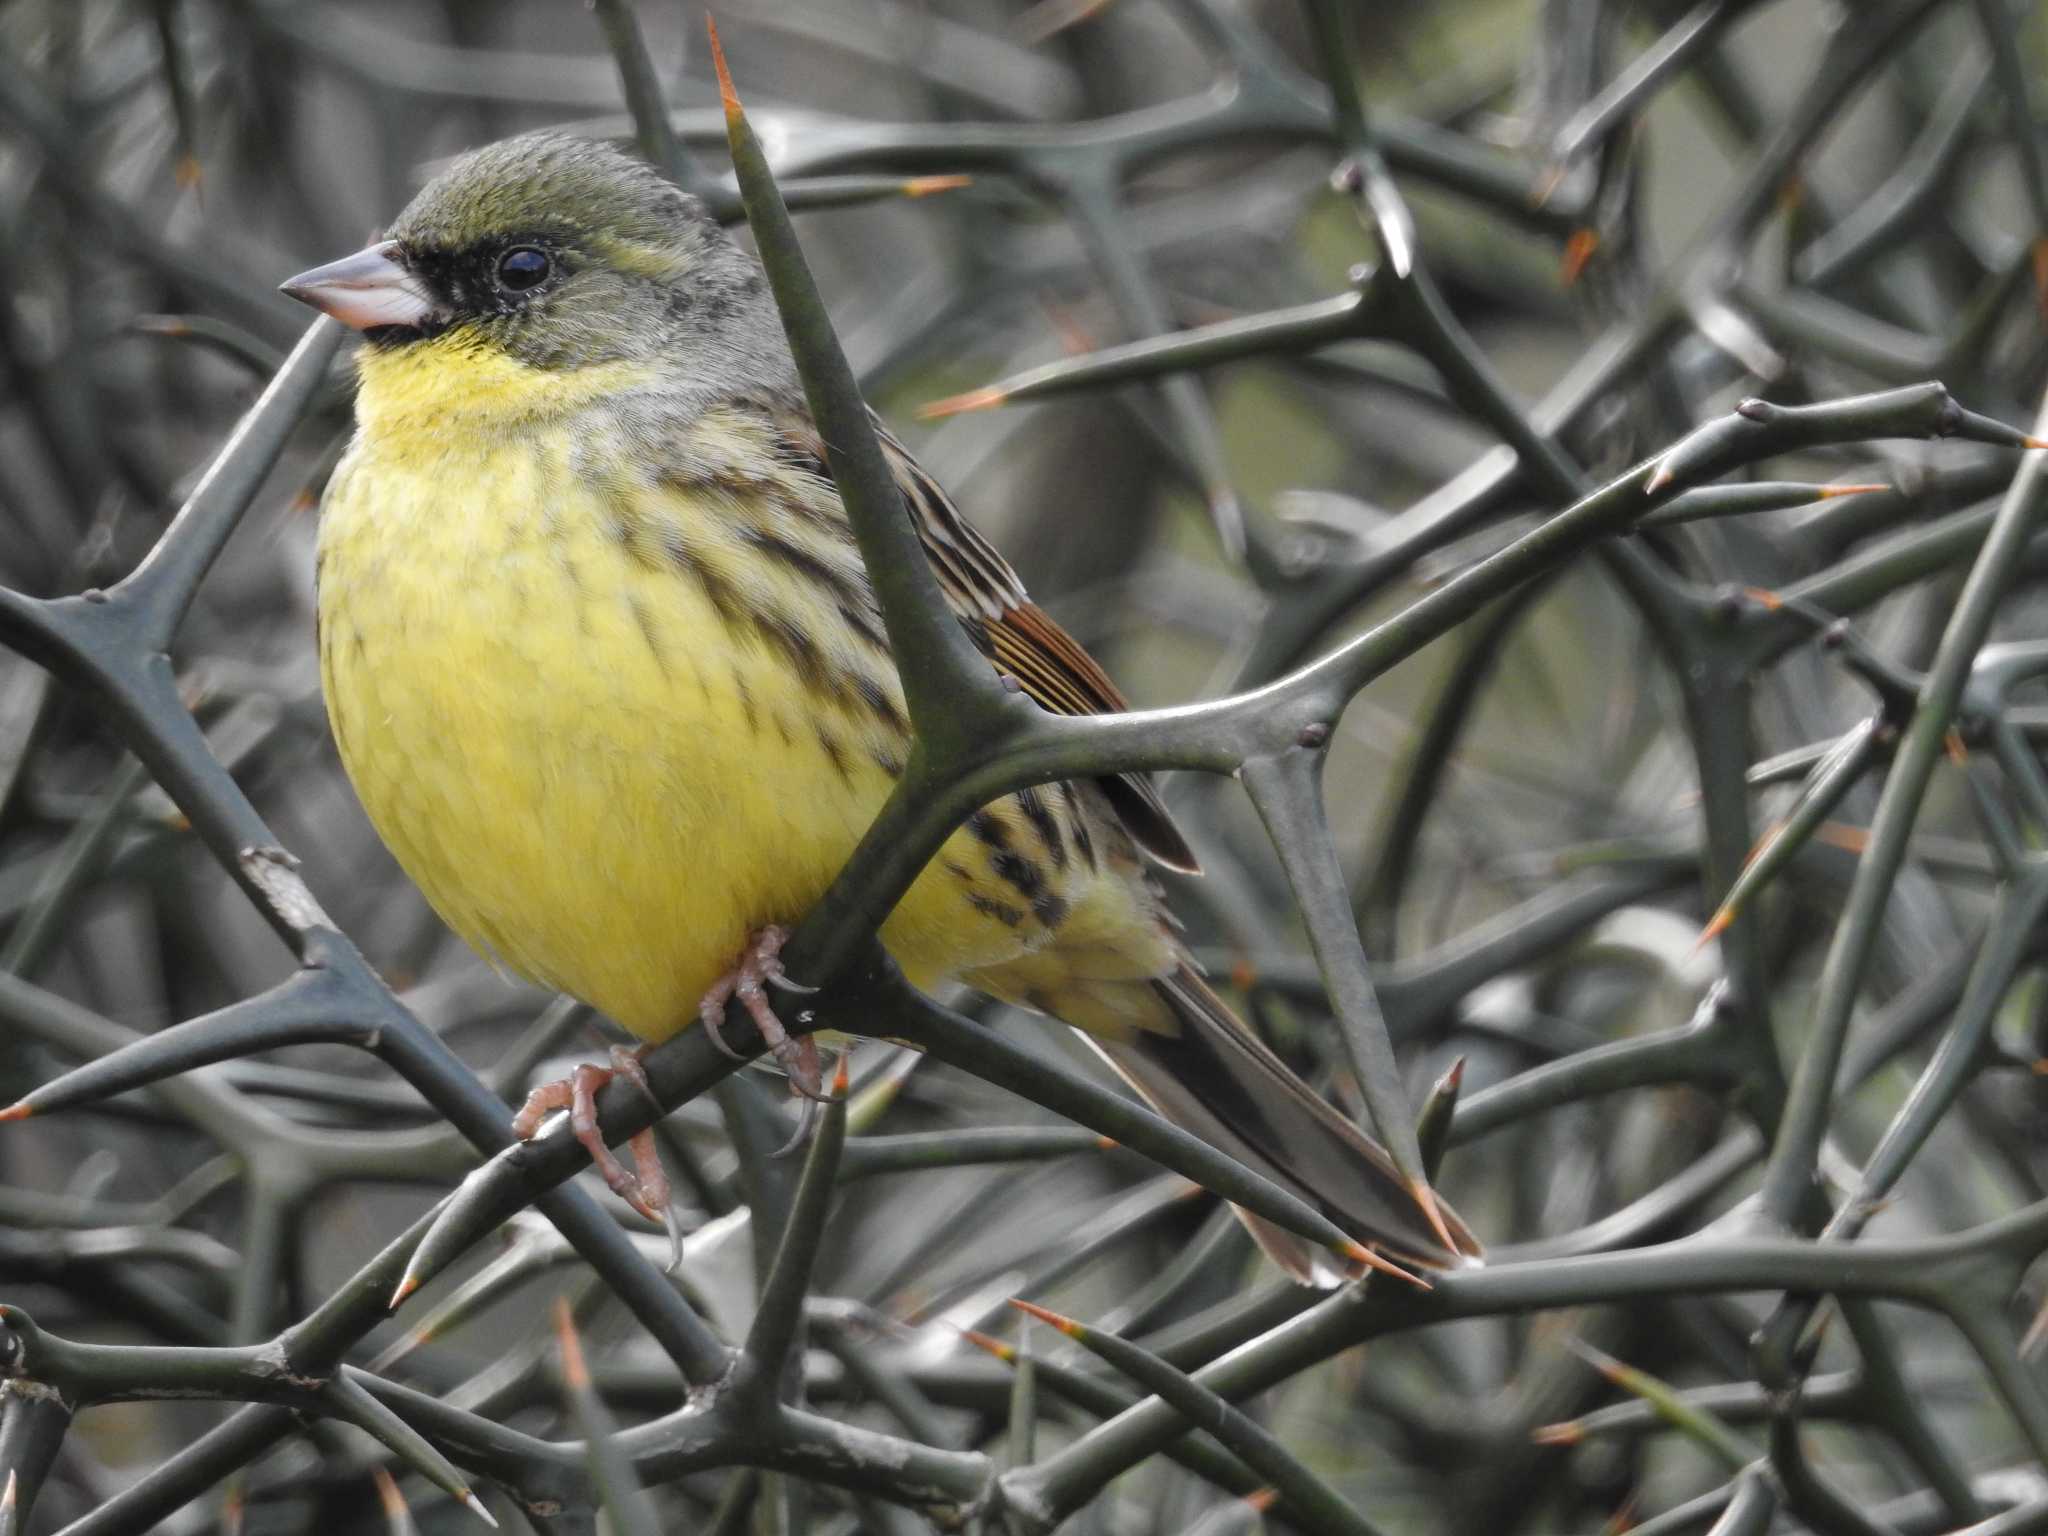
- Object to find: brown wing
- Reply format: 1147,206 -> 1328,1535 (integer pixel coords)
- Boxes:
774,410 -> 1199,874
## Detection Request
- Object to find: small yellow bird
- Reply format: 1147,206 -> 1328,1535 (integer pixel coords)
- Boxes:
281,131 -> 1476,1283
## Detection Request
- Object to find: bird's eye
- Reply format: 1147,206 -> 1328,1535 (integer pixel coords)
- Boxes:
495,246 -> 551,292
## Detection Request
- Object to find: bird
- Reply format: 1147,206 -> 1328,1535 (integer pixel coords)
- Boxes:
280,130 -> 1478,1285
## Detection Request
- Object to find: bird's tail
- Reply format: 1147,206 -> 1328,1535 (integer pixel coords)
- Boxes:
1085,966 -> 1481,1286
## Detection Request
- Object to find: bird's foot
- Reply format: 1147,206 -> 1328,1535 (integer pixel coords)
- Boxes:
512,1044 -> 683,1266
697,925 -> 833,1102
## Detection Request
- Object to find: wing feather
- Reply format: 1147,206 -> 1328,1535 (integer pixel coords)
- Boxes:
772,410 -> 1199,874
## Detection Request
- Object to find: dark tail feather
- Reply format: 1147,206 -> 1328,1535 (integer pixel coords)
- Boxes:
1086,966 -> 1481,1286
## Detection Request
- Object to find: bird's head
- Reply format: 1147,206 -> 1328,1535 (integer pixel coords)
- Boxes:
282,132 -> 776,388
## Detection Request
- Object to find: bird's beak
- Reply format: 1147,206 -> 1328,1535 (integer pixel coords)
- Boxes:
279,241 -> 435,332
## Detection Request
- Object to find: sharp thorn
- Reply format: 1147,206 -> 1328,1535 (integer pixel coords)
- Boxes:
1410,1176 -> 1460,1257
552,1296 -> 591,1391
1342,1239 -> 1430,1289
955,1326 -> 1017,1362
370,1467 -> 408,1521
461,1490 -> 500,1529
1008,1297 -> 1082,1336
918,385 -> 1007,419
1559,228 -> 1599,287
706,16 -> 739,118
1693,907 -> 1734,954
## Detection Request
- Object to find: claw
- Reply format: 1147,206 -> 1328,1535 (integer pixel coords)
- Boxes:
771,1095 -> 822,1158
697,974 -> 752,1060
770,1047 -> 851,1157
609,1044 -> 659,1108
776,1033 -> 835,1103
512,1054 -> 677,1236
695,926 -> 832,1100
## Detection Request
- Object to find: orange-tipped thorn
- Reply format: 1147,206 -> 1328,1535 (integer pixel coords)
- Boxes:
1644,461 -> 1674,494
175,154 -> 203,191
1814,822 -> 1870,854
552,1296 -> 590,1391
831,1049 -> 852,1097
1530,162 -> 1568,211
1040,294 -> 1097,356
1945,728 -> 1969,766
904,174 -> 972,198
1581,1359 -> 1630,1392
1095,1134 -> 1118,1151
1691,905 -> 1735,956
1530,1420 -> 1584,1446
919,385 -> 1007,420
389,1272 -> 422,1311
1575,1344 -> 1629,1384
1009,1297 -> 1083,1337
1411,1176 -> 1461,1259
1012,0 -> 1116,45
1244,1488 -> 1279,1514
370,1466 -> 408,1523
706,17 -> 739,119
2027,436 -> 2048,451
1341,1239 -> 1430,1289
1818,482 -> 1888,498
2032,236 -> 2048,324
1742,586 -> 1783,611
1560,228 -> 1599,287
1741,820 -> 1786,872
956,1327 -> 1018,1363
0,1101 -> 32,1123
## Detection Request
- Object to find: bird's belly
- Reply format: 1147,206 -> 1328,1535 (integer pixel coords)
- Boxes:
315,435 -> 1074,1039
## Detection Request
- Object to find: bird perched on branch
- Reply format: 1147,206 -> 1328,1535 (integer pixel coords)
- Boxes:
282,130 -> 1478,1284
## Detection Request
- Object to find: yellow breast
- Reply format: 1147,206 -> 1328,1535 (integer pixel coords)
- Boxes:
315,340 -> 1071,1038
